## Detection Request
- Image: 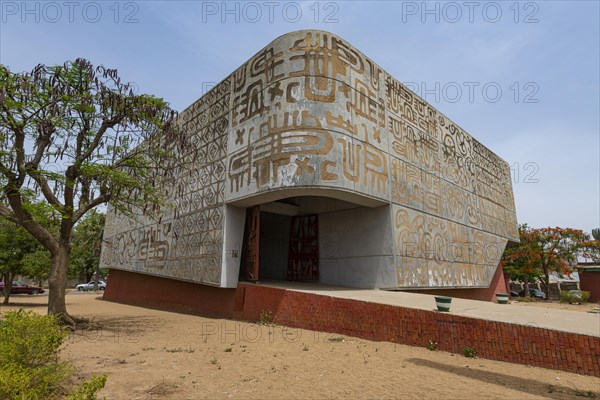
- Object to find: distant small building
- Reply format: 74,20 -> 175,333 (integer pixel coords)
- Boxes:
576,263 -> 600,302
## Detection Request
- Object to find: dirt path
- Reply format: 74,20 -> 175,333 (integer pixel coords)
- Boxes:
1,292 -> 599,399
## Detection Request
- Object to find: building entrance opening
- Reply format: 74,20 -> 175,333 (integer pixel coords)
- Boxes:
239,196 -> 365,283
239,209 -> 320,282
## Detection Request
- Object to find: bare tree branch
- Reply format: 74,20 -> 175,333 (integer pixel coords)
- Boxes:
26,168 -> 64,209
0,204 -> 17,223
74,193 -> 110,222
77,117 -> 123,164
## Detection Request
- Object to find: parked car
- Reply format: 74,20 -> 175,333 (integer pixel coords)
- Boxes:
510,290 -> 520,298
76,280 -> 106,291
0,281 -> 45,295
518,288 -> 547,299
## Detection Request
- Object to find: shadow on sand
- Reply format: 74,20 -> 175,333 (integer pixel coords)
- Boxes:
67,311 -> 168,343
407,358 -> 598,399
0,298 -> 48,308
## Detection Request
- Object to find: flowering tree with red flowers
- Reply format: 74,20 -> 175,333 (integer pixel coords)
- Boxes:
502,225 -> 588,298
580,229 -> 600,263
501,224 -> 542,297
533,227 -> 587,298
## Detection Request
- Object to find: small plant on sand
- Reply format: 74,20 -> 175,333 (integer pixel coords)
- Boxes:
302,344 -> 309,351
574,388 -> 597,398
514,296 -> 536,302
165,347 -> 195,353
560,290 -> 591,304
462,346 -> 477,358
224,347 -> 232,352
210,357 -> 218,365
328,337 -> 345,343
68,375 -> 108,400
426,340 -> 438,351
258,310 -> 274,325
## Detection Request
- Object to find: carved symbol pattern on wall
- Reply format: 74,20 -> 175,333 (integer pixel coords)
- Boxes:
101,31 -> 519,289
100,77 -> 232,286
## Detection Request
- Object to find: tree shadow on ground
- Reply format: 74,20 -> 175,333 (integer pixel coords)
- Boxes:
0,301 -> 48,308
407,358 -> 598,400
68,314 -> 168,344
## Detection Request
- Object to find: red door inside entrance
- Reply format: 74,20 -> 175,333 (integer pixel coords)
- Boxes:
244,205 -> 260,281
287,214 -> 319,281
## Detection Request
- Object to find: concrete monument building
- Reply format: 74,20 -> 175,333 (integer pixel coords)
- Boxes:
100,30 -> 519,306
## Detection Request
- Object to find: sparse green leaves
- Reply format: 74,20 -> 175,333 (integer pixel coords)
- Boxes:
0,59 -> 177,231
70,210 -> 105,280
0,59 -> 178,317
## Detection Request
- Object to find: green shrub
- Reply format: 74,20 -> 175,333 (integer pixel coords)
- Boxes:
462,346 -> 477,358
426,340 -> 438,351
513,296 -> 536,302
0,310 -> 71,400
0,309 -> 67,368
559,290 -> 570,303
0,310 -> 106,400
0,362 -> 72,400
258,310 -> 274,325
68,374 -> 108,400
559,290 -> 591,304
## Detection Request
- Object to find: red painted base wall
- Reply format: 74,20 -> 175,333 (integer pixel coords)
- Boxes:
579,271 -> 600,303
104,269 -> 600,377
104,269 -> 236,318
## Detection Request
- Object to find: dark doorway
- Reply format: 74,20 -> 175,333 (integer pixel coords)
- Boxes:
259,212 -> 291,280
287,214 -> 319,281
241,198 -> 337,283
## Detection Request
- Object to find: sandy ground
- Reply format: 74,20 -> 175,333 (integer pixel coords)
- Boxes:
510,299 -> 600,313
1,292 -> 599,400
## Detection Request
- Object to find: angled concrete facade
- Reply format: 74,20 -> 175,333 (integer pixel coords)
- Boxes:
100,30 -> 519,291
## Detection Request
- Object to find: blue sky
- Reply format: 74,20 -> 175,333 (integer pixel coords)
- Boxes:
1,0 -> 598,234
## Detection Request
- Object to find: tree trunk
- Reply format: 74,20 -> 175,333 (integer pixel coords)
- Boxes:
47,243 -> 74,325
523,274 -> 530,298
541,272 -> 550,300
93,266 -> 99,291
94,243 -> 102,292
2,271 -> 13,305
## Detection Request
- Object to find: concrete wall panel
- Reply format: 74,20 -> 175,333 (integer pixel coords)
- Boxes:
319,205 -> 396,288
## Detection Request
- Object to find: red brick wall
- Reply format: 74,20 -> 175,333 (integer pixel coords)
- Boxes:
104,270 -> 600,377
235,283 -> 600,377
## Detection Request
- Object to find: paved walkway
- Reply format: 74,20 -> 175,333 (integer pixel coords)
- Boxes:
259,281 -> 600,337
